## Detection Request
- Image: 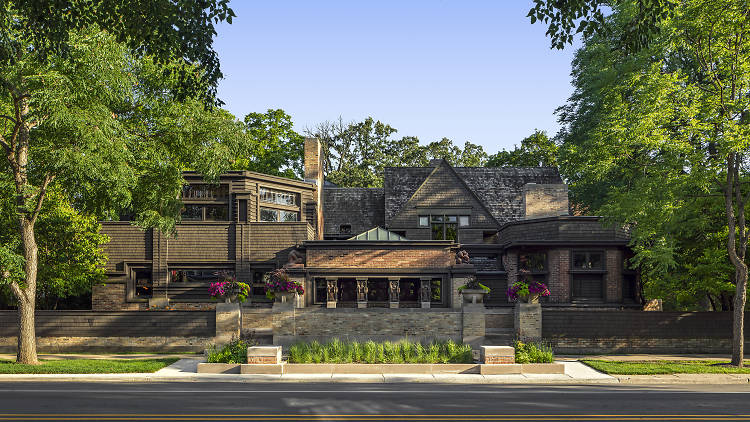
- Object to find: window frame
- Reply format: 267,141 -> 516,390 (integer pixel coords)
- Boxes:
570,249 -> 607,272
126,265 -> 153,302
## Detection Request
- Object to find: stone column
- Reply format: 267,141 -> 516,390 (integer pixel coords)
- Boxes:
356,277 -> 368,309
419,277 -> 432,309
326,277 -> 338,309
462,293 -> 486,347
215,303 -> 241,346
514,302 -> 542,341
388,277 -> 400,309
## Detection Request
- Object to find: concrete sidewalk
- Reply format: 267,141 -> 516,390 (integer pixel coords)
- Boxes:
0,353 -> 200,361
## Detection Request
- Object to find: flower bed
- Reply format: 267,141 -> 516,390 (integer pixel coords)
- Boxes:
288,338 -> 473,364
513,340 -> 554,363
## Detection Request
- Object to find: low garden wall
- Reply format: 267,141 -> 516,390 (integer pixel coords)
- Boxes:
543,310 -> 749,354
272,307 -> 462,346
0,311 -> 215,353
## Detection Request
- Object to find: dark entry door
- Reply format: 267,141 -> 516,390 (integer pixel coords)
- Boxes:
572,274 -> 603,301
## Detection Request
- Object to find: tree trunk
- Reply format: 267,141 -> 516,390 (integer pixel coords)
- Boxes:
732,268 -> 747,366
16,220 -> 39,364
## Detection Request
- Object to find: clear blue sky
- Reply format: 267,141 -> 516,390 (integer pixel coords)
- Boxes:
213,1 -> 578,155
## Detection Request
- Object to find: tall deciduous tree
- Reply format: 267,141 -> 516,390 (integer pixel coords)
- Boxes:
556,1 -> 750,366
0,29 -> 242,364
1,0 -> 235,102
486,130 -> 557,168
233,110 -> 304,179
306,117 -> 487,187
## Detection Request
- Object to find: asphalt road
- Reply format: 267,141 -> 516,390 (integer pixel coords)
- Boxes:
1,382 -> 750,421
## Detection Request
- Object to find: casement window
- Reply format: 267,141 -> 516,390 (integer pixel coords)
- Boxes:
519,252 -> 547,272
419,214 -> 470,241
126,267 -> 153,301
169,268 -> 233,284
572,251 -> 603,270
180,183 -> 230,221
258,187 -> 300,222
260,207 -> 299,222
259,188 -> 298,206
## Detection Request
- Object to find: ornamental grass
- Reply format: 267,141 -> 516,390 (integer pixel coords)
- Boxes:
287,338 -> 473,364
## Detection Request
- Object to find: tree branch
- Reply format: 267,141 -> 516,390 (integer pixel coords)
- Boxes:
30,173 -> 54,224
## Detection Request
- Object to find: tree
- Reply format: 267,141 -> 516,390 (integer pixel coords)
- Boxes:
306,117 -> 487,187
528,0 -> 677,51
555,1 -> 750,366
0,0 -> 235,102
233,109 -> 304,179
0,180 -> 108,310
486,130 -> 557,168
0,29 -> 242,364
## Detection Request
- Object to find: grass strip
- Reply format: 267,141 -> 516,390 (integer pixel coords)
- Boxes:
0,358 -> 178,374
581,359 -> 750,375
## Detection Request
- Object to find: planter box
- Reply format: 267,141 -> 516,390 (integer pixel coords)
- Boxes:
520,363 -> 565,374
196,363 -> 241,374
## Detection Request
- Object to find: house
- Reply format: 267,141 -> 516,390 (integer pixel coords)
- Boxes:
95,138 -> 638,311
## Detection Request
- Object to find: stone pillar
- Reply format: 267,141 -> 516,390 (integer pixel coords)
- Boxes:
247,345 -> 282,364
514,302 -> 542,341
326,277 -> 338,309
215,303 -> 241,346
420,277 -> 432,309
388,277 -> 400,309
356,277 -> 368,309
481,346 -> 515,364
462,299 -> 485,347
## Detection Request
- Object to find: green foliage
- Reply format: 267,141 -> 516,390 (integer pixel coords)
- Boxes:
0,358 -> 178,374
206,339 -> 252,364
513,340 -> 555,364
528,0 -> 677,51
306,117 -> 487,187
582,360 -> 750,375
0,0 -> 235,102
233,109 -> 304,179
486,130 -> 557,168
287,339 -> 473,364
555,1 -> 750,310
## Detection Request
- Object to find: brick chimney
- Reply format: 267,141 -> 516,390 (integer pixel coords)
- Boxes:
523,183 -> 569,219
304,137 -> 324,239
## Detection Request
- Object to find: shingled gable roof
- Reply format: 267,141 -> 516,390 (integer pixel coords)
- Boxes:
384,165 -> 564,226
323,187 -> 385,237
387,159 -> 501,228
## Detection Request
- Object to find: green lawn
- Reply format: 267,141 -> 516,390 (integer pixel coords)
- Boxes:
0,358 -> 178,374
582,360 -> 750,375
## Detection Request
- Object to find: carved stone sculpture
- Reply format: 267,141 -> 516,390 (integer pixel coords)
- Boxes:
389,279 -> 400,302
419,281 -> 431,303
326,279 -> 338,302
286,248 -> 305,266
356,279 -> 368,302
456,250 -> 470,265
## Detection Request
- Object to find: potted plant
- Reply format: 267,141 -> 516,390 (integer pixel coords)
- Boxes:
208,273 -> 251,304
458,276 -> 490,304
264,268 -> 304,303
506,279 -> 550,304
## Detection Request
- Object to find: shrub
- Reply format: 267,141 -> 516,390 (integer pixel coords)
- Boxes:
286,339 -> 473,364
206,338 -> 252,364
513,340 -> 554,363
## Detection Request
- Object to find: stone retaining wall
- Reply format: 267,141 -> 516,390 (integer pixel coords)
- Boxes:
272,307 -> 461,346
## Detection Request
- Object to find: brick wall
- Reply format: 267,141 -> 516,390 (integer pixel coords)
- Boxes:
306,246 -> 453,268
606,249 -> 622,302
241,308 -> 274,337
92,284 -> 145,311
273,308 -> 461,344
543,310 -> 749,353
0,310 -> 215,352
547,249 -> 570,303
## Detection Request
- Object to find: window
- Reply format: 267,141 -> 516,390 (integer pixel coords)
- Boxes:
430,215 -> 458,241
519,252 -> 547,272
430,278 -> 442,304
339,224 -> 351,234
182,184 -> 228,200
419,216 -> 429,227
132,269 -> 152,299
169,268 -> 232,284
260,207 -> 299,222
573,251 -> 603,270
259,188 -> 298,206
459,215 -> 470,227
180,204 -> 230,221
